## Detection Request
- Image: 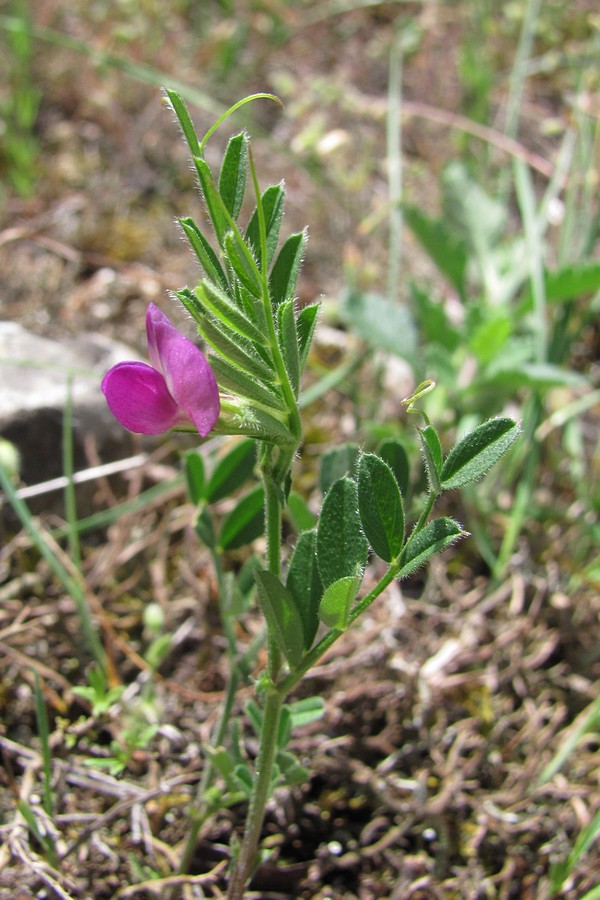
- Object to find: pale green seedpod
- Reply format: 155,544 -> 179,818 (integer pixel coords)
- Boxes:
143,602 -> 165,635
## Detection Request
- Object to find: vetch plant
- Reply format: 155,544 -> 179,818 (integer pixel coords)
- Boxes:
102,91 -> 520,898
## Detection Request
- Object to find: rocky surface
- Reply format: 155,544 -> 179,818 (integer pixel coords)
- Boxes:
0,321 -> 140,488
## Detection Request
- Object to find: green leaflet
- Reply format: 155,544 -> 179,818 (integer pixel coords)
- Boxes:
440,417 -> 520,490
194,156 -> 230,246
179,217 -> 228,290
278,298 -> 300,396
246,183 -> 285,268
319,444 -> 360,495
194,281 -> 266,345
357,453 -> 404,563
286,491 -> 316,532
377,438 -> 410,498
269,230 -> 307,307
219,132 -> 247,220
206,439 -> 257,503
319,575 -> 361,630
286,529 -> 322,649
316,476 -> 368,588
403,204 -> 468,300
411,283 -> 461,352
218,485 -> 265,550
195,507 -> 216,550
418,424 -> 443,494
288,696 -> 325,728
224,230 -> 264,298
194,308 -> 276,381
254,570 -> 305,668
340,289 -> 417,361
296,302 -> 320,372
165,89 -> 201,158
184,450 -> 205,504
210,356 -> 286,411
396,517 -> 465,580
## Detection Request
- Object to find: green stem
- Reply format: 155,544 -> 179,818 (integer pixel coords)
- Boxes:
225,447 -> 289,895
262,457 -> 282,577
227,685 -> 283,899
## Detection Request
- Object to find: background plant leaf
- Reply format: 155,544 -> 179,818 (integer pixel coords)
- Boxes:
340,289 -> 417,360
206,439 -> 257,503
218,485 -> 265,551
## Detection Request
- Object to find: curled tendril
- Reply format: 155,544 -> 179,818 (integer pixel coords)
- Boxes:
199,93 -> 282,152
401,379 -> 436,426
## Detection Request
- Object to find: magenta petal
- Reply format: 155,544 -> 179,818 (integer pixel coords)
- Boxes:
150,312 -> 220,438
101,361 -> 184,435
145,303 -> 170,373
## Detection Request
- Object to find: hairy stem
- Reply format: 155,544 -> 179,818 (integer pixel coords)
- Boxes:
226,685 -> 283,899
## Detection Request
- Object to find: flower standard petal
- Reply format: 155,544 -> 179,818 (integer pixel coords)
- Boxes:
145,303 -> 170,372
101,361 -> 184,434
151,312 -> 220,438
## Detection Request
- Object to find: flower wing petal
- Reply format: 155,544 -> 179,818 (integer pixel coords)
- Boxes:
152,318 -> 220,438
101,361 -> 183,434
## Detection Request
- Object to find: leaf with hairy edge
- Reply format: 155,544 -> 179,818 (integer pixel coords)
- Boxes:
418,425 -> 443,494
286,529 -> 322,649
239,406 -> 296,445
255,570 -> 305,668
179,218 -> 228,290
224,230 -> 263,298
297,303 -> 320,372
165,89 -> 201,158
358,453 -> 404,563
194,309 -> 275,380
319,575 -> 361,630
194,281 -> 265,344
219,133 -> 247,220
218,485 -> 265,550
246,183 -> 285,267
194,157 -> 230,246
210,357 -> 286,411
317,477 -> 368,588
206,439 -> 257,503
269,230 -> 307,307
396,517 -> 465,580
278,299 -> 300,395
440,417 -> 519,490
377,439 -> 410,497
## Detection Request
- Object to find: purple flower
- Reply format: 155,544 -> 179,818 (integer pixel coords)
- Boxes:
102,303 -> 220,436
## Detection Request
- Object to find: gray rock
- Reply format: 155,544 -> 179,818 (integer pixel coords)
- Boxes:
0,321 -> 141,492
